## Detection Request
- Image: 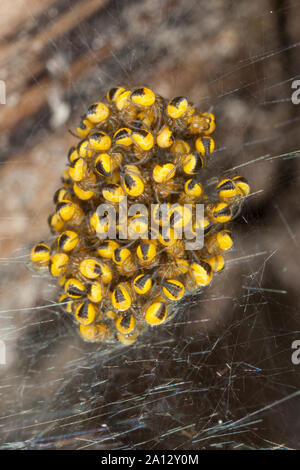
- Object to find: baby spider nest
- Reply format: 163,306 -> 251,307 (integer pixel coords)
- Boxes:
30,86 -> 250,346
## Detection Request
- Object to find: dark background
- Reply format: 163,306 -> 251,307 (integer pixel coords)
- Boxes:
0,0 -> 299,449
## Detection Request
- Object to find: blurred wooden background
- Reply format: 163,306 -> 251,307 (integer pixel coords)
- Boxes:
0,0 -> 300,449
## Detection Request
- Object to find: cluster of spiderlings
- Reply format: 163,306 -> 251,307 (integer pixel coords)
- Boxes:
30,86 -> 250,346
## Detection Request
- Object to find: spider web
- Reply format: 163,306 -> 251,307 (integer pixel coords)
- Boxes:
0,0 -> 300,450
